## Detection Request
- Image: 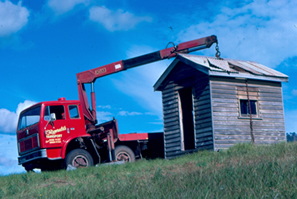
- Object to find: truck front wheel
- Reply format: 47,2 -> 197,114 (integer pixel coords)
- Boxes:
65,149 -> 94,168
114,145 -> 135,163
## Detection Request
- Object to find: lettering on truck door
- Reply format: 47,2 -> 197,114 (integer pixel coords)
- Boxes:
44,105 -> 69,147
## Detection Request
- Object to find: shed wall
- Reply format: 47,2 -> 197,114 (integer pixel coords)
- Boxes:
162,62 -> 213,159
210,77 -> 286,150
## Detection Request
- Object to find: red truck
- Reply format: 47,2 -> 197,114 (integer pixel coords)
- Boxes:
17,35 -> 218,171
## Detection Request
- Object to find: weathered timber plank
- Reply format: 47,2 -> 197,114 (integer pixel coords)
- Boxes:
164,146 -> 182,153
195,113 -> 212,120
164,125 -> 180,132
163,103 -> 178,110
196,141 -> 213,147
162,91 -> 176,99
164,116 -> 179,123
213,121 -> 251,126
164,121 -> 179,128
258,93 -> 282,98
194,117 -> 212,124
195,132 -> 213,139
215,140 -> 251,144
214,130 -> 285,136
212,89 -> 237,95
212,103 -> 238,108
236,87 -> 259,92
261,114 -> 284,119
193,99 -> 210,106
194,108 -> 211,115
215,135 -> 252,140
165,142 -> 181,149
195,121 -> 212,129
193,103 -> 211,111
165,133 -> 180,140
259,105 -> 283,110
164,137 -> 181,144
255,140 -> 285,144
164,129 -> 180,136
163,108 -> 178,115
196,127 -> 213,133
258,101 -> 283,106
212,107 -> 238,112
258,97 -> 283,102
196,136 -> 213,143
212,98 -> 238,103
259,109 -> 284,114
212,94 -> 237,99
164,113 -> 179,120
237,91 -> 259,96
211,84 -> 236,90
212,116 -> 241,121
258,87 -> 282,93
213,112 -> 239,117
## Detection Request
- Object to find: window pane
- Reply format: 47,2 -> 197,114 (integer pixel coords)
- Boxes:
44,105 -> 65,120
240,100 -> 257,115
18,106 -> 41,130
69,105 -> 79,119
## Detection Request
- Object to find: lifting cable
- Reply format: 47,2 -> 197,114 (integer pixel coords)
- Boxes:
246,80 -> 255,144
215,42 -> 221,59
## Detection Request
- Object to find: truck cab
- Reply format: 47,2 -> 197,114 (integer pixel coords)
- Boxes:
17,98 -> 88,171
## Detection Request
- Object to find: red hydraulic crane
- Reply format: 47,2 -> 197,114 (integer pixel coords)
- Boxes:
76,35 -> 218,131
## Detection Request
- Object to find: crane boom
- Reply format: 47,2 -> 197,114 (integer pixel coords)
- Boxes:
76,35 -> 218,130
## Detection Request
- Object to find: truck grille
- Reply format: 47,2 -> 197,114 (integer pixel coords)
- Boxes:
18,134 -> 40,154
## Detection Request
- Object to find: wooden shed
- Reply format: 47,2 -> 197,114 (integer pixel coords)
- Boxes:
154,54 -> 288,159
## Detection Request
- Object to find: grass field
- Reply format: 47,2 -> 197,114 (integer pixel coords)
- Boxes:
1,142 -> 297,198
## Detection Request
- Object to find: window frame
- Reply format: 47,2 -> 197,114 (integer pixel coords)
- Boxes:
44,105 -> 66,121
238,99 -> 261,119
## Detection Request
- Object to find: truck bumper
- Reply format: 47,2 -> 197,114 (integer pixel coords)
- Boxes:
18,149 -> 47,165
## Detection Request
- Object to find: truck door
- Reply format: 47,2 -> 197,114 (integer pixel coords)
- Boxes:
66,105 -> 85,136
44,105 -> 69,147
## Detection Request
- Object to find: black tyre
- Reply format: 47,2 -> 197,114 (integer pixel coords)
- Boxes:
114,145 -> 135,163
65,149 -> 94,168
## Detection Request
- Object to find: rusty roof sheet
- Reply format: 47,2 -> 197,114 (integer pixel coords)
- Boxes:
154,54 -> 288,91
178,54 -> 288,78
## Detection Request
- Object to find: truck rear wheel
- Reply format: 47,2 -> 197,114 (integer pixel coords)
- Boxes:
65,149 -> 94,168
114,145 -> 135,163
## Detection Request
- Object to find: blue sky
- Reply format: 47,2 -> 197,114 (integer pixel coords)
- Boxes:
0,0 -> 296,175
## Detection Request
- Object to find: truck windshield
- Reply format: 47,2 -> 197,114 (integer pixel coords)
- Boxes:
17,105 -> 41,131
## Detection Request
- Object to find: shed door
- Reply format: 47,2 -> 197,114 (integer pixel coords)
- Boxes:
178,87 -> 195,151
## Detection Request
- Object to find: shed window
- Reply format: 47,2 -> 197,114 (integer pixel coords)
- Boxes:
240,100 -> 257,115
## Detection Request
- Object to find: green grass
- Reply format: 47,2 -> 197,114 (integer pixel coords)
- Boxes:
2,142 -> 297,198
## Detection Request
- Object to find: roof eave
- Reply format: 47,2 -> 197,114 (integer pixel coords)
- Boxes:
209,71 -> 289,82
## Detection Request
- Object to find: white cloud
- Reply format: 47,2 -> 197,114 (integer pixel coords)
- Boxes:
47,0 -> 90,15
89,6 -> 152,31
0,100 -> 37,133
0,1 -> 29,37
98,105 -> 111,109
177,0 -> 297,68
118,111 -> 142,116
0,134 -> 25,175
96,111 -> 113,124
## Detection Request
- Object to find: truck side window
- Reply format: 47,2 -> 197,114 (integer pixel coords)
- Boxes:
69,105 -> 80,119
44,105 -> 65,120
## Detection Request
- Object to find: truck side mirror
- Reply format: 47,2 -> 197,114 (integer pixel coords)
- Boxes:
50,113 -> 56,121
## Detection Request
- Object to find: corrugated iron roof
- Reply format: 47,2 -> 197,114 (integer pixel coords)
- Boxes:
179,54 -> 288,78
154,54 -> 288,91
